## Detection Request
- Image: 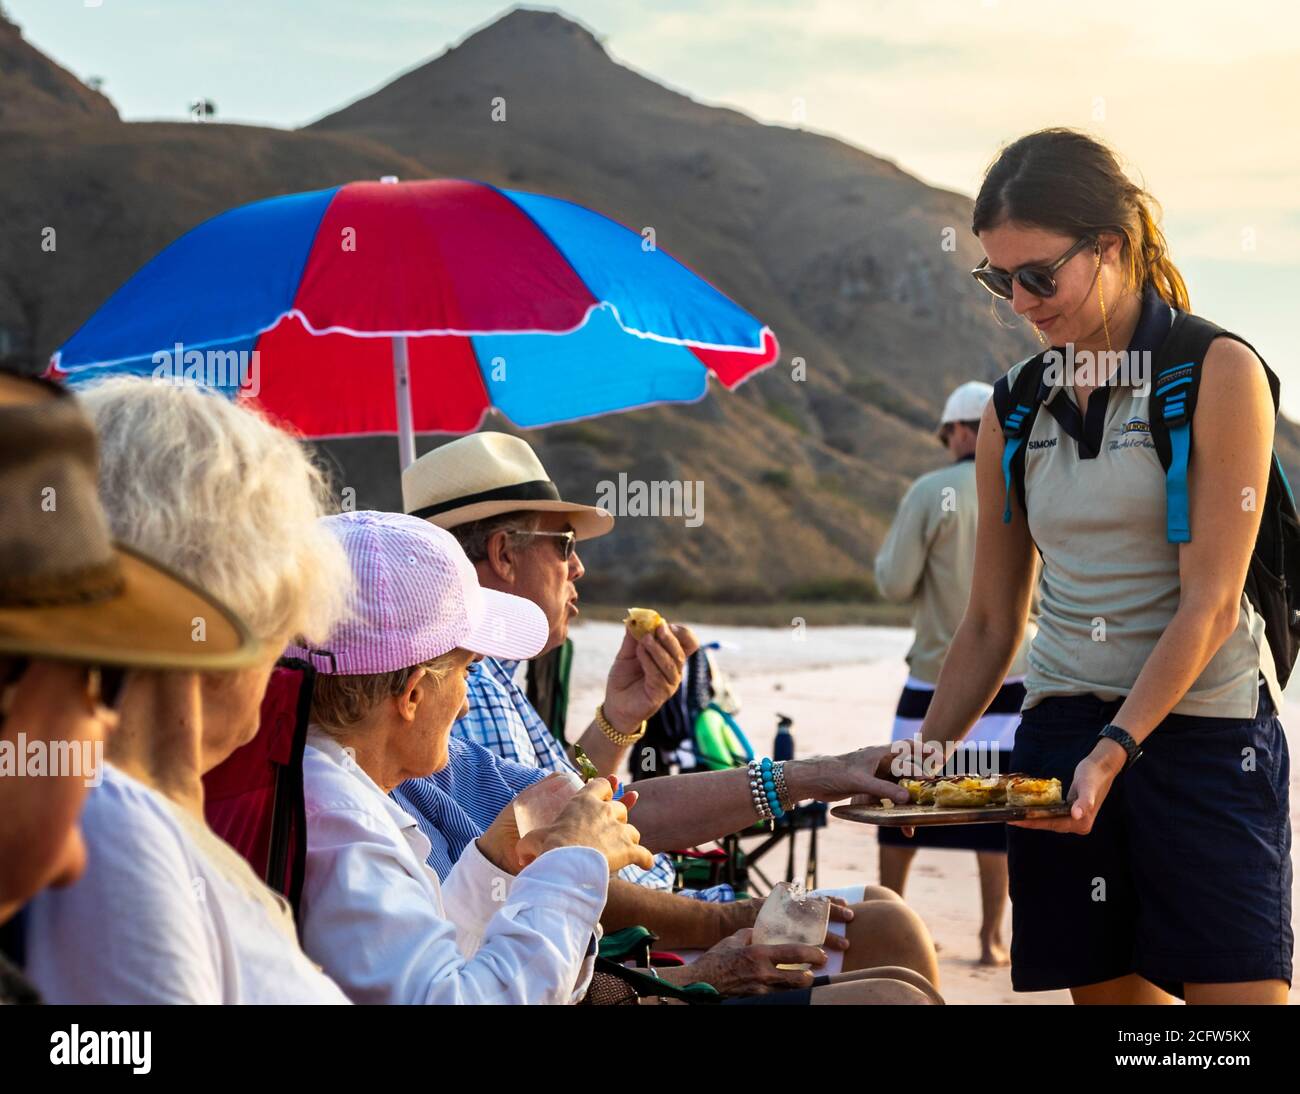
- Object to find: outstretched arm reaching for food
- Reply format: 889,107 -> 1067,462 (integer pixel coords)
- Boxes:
610,746 -> 911,851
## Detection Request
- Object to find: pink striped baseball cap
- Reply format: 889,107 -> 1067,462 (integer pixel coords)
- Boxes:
287,510 -> 548,674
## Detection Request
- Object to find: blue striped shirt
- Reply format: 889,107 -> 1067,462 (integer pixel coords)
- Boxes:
393,737 -> 544,879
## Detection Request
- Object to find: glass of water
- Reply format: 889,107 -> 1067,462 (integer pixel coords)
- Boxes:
750,882 -> 831,969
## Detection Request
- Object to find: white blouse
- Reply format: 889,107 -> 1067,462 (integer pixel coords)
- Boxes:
25,763 -> 349,1004
299,730 -> 607,1005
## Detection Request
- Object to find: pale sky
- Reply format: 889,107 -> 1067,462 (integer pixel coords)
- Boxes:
8,0 -> 1300,411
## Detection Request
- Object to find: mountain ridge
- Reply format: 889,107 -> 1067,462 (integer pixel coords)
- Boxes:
5,5 -> 1295,602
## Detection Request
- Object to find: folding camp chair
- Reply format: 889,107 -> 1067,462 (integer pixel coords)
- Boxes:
202,657 -> 315,913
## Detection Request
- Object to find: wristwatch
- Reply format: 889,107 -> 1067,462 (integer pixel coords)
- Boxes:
1098,723 -> 1143,770
595,703 -> 646,747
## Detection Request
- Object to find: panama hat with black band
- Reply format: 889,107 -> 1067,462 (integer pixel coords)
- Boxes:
401,432 -> 615,540
0,372 -> 260,670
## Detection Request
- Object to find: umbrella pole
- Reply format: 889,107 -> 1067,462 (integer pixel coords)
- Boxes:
392,334 -> 416,470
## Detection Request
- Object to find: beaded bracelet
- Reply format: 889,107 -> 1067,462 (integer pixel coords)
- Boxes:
747,760 -> 773,821
759,757 -> 786,820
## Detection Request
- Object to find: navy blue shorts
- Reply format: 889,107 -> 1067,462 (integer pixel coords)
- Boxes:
1007,687 -> 1293,994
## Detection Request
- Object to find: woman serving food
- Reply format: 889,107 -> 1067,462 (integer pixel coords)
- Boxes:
909,128 -> 1292,1004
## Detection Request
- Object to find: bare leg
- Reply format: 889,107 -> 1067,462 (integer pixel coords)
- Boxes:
838,897 -> 940,989
823,964 -> 944,1004
976,851 -> 1010,967
1070,974 -> 1176,1005
809,978 -> 934,1004
1184,980 -> 1288,1005
879,844 -> 916,897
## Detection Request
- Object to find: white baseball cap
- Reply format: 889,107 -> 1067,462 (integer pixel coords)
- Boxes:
286,511 -> 549,674
939,381 -> 994,431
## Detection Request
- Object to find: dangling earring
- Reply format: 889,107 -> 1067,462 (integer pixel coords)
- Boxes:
1032,325 -> 1048,347
1096,248 -> 1113,354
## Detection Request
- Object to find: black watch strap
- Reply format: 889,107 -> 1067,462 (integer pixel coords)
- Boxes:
1099,723 -> 1142,770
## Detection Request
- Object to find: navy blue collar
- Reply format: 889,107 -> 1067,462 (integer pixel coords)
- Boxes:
1042,284 -> 1171,460
1127,283 -> 1174,359
1047,284 -> 1171,368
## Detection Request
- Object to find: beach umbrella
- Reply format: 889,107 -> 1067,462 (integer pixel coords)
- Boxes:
50,179 -> 779,467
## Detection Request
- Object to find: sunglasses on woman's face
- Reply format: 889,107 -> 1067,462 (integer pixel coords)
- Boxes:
971,236 -> 1096,300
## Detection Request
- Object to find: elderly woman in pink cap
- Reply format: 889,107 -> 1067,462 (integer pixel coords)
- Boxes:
294,510 -> 652,1005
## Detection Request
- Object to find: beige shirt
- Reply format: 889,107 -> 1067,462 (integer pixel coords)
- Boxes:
875,457 -> 1035,684
1007,358 -> 1279,717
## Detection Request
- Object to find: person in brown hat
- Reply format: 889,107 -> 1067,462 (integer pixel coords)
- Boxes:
0,372 -> 261,1001
21,376 -> 353,1004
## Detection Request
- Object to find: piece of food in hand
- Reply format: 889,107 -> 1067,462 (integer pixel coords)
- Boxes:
933,776 -> 1006,808
623,607 -> 665,639
572,745 -> 601,782
1006,775 -> 1063,807
898,776 -> 938,805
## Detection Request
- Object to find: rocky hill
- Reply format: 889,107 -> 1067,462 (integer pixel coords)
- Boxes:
4,6 -> 1294,603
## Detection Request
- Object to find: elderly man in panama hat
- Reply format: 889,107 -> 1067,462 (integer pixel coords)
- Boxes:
401,431 -> 695,781
393,433 -> 944,996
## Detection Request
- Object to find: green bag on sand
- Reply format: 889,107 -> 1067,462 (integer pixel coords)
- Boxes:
693,704 -> 753,771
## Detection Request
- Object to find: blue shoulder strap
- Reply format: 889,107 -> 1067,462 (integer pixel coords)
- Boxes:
992,354 -> 1051,524
1147,311 -> 1230,544
1153,359 -> 1197,543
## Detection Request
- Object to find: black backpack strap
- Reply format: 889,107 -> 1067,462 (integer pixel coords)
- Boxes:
1148,312 -> 1281,542
993,353 -> 1050,525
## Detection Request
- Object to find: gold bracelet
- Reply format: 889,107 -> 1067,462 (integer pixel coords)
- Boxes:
595,703 -> 647,746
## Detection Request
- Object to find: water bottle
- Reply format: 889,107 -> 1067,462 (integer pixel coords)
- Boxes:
773,713 -> 795,762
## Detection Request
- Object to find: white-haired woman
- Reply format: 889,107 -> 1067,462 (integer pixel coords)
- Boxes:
24,376 -> 353,1004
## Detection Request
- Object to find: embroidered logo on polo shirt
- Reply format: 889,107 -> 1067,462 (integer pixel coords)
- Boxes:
1027,438 -> 1057,451
1108,417 -> 1155,451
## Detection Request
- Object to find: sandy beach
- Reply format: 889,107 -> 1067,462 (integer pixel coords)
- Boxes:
565,619 -> 1299,1004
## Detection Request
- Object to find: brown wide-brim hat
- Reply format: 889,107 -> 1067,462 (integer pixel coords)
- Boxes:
0,372 -> 261,670
402,431 -> 615,541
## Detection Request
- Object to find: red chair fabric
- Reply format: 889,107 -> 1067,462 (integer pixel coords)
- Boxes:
202,659 -> 314,912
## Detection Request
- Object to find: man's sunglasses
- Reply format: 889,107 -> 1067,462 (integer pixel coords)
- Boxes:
512,529 -> 577,562
971,236 -> 1096,300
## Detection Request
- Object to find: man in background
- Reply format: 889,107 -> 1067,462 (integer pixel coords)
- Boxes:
874,381 -> 1036,966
